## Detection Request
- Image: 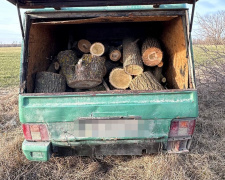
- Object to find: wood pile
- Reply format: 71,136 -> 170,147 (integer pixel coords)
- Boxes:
34,37 -> 167,93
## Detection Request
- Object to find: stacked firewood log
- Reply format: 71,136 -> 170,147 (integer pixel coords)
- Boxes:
34,38 -> 167,93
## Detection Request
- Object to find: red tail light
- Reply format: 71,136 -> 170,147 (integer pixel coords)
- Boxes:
22,124 -> 32,140
169,119 -> 196,137
22,124 -> 49,141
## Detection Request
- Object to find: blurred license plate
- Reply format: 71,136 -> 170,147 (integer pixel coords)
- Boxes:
78,119 -> 139,138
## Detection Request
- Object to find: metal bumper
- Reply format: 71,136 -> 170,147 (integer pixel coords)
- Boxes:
52,139 -> 166,157
22,137 -> 193,161
22,140 -> 51,161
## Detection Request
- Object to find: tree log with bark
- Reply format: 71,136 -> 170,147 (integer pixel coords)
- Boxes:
123,38 -> 143,75
47,61 -> 60,73
69,54 -> 106,89
153,66 -> 167,84
34,72 -> 66,93
142,37 -> 163,67
109,46 -> 122,62
77,39 -> 91,53
129,71 -> 164,90
57,50 -> 78,86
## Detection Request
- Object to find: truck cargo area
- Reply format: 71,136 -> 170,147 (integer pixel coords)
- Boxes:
17,8 -> 199,161
22,10 -> 194,94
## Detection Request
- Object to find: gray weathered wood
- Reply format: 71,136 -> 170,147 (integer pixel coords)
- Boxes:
123,37 -> 143,75
34,72 -> 66,93
129,71 -> 164,90
57,50 -> 78,86
70,54 -> 106,89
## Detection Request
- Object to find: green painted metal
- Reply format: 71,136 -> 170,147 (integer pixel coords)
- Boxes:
22,140 -> 51,161
18,3 -> 198,160
27,4 -> 187,13
46,118 -> 171,141
19,90 -> 198,124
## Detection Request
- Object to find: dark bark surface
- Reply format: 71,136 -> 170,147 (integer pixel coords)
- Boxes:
69,54 -> 106,89
34,72 -> 66,93
57,50 -> 78,86
123,38 -> 143,75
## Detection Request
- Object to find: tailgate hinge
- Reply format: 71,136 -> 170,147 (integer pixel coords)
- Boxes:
16,2 -> 25,40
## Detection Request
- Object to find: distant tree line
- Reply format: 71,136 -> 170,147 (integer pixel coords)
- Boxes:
0,41 -> 21,47
194,11 -> 225,101
194,11 -> 225,45
0,44 -> 21,47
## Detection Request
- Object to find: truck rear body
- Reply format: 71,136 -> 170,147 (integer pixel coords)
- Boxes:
7,0 -> 199,161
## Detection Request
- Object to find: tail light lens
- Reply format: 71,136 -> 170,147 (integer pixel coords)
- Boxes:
169,119 -> 196,137
22,124 -> 32,140
22,124 -> 49,141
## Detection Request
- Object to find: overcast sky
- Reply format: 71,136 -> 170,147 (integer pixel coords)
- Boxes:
0,0 -> 225,43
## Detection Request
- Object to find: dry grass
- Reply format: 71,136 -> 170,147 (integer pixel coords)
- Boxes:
0,46 -> 225,179
0,83 -> 224,180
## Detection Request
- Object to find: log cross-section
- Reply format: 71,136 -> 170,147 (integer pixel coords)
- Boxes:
90,42 -> 105,56
123,38 -> 143,75
142,37 -> 163,67
109,46 -> 122,62
77,39 -> 91,53
109,68 -> 132,89
153,66 -> 166,84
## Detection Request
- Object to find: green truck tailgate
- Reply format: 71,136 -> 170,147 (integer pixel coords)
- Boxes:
19,90 -> 198,141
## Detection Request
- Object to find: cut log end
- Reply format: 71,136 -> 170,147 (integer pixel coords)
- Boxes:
142,48 -> 163,66
109,50 -> 121,61
90,42 -> 105,56
109,68 -> 132,89
161,77 -> 166,83
124,65 -> 143,76
78,39 -> 91,53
